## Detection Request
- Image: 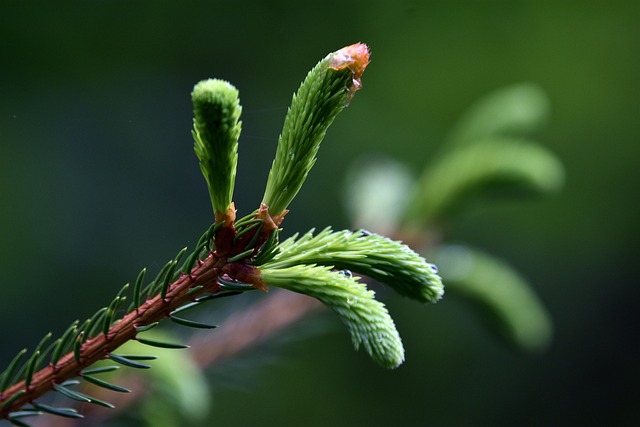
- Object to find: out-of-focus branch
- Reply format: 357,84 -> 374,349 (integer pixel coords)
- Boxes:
190,290 -> 324,368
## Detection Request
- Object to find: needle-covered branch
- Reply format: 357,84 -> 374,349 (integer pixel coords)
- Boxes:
0,245 -> 226,419
0,42 -> 445,424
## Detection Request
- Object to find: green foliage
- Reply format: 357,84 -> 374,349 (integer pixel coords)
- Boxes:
192,79 -> 242,216
260,265 -> 404,369
405,83 -> 563,225
111,334 -> 210,427
258,225 -> 445,368
445,83 -> 550,146
406,137 -> 565,223
343,156 -> 414,234
261,46 -> 366,217
0,74 -> 564,424
343,82 -> 564,353
0,349 -> 27,392
0,43 -> 444,424
262,227 -> 443,303
433,245 -> 552,351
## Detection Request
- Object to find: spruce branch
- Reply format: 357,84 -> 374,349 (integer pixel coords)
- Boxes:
39,291 -> 324,427
37,82 -> 563,426
0,42 -> 445,424
0,244 -> 226,419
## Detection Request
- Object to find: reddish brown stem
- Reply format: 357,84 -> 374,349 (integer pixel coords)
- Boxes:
38,291 -> 325,427
0,252 -> 226,418
1,209 -> 275,419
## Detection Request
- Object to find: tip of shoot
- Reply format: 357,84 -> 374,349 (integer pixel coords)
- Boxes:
191,79 -> 239,105
327,43 -> 371,101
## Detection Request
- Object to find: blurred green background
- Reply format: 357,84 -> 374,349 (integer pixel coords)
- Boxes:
1,1 -> 638,426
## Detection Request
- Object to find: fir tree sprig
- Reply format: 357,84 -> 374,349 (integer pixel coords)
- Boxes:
0,236 -> 225,420
0,42 -> 443,424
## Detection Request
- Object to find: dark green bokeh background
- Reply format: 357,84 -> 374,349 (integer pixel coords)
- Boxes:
1,1 -> 638,426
